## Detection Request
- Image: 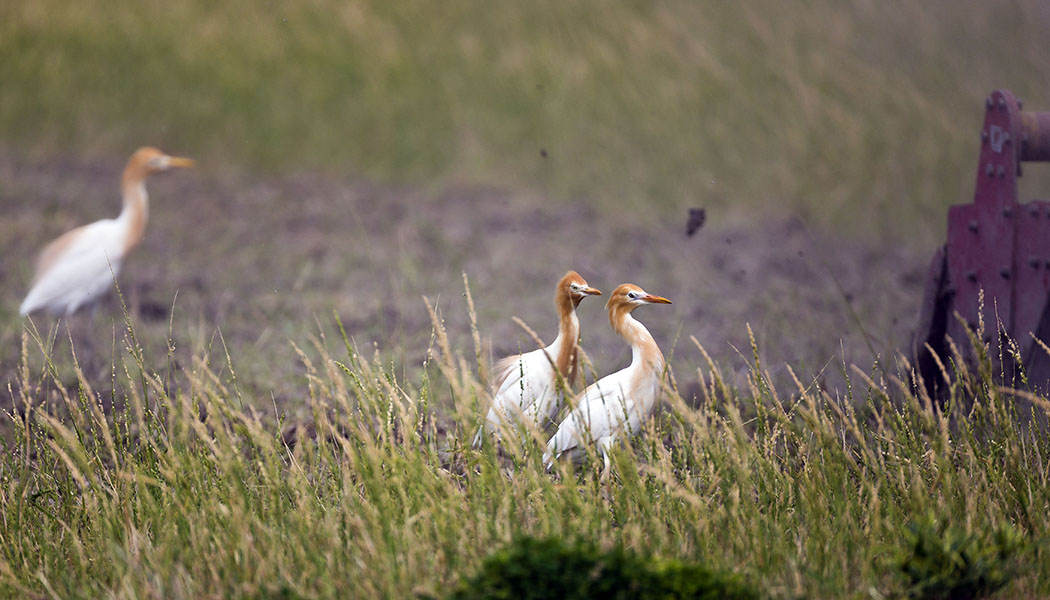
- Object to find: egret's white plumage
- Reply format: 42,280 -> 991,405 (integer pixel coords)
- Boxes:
473,271 -> 601,447
20,147 -> 193,317
543,283 -> 671,474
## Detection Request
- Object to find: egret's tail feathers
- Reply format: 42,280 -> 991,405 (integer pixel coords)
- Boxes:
19,291 -> 39,316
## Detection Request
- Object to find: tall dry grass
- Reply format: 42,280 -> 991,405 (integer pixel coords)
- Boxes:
1,287 -> 1047,598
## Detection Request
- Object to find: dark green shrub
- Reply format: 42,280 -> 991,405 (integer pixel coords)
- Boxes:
444,536 -> 760,600
897,514 -> 1024,600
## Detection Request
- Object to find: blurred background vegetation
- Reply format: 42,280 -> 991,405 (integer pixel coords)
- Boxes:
3,0 -> 1049,241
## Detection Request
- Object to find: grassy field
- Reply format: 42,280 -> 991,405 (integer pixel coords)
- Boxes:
2,312 -> 1047,598
3,0 -> 1050,597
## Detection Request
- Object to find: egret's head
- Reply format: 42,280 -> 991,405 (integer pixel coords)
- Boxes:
557,270 -> 602,308
127,146 -> 195,177
606,283 -> 671,320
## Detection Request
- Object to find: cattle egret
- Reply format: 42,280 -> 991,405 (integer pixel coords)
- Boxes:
19,147 -> 194,316
473,270 -> 602,447
543,283 -> 671,475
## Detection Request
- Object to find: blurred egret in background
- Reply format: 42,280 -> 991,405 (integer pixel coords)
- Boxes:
20,147 -> 194,317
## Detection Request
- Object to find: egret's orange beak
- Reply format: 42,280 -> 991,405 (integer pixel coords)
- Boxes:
167,156 -> 195,168
581,286 -> 602,296
642,294 -> 671,304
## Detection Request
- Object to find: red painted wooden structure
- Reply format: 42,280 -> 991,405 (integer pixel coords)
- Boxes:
915,89 -> 1050,391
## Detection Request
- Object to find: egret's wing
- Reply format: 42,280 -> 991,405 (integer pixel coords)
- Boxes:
21,220 -> 126,315
490,353 -> 525,391
545,368 -> 632,460
485,348 -> 557,431
33,224 -> 92,280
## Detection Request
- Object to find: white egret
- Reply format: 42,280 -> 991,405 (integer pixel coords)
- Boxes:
473,270 -> 602,447
543,283 -> 671,475
20,147 -> 194,316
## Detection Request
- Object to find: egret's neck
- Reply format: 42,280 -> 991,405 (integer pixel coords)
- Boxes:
551,308 -> 580,348
551,297 -> 582,385
619,313 -> 664,374
119,178 -> 149,252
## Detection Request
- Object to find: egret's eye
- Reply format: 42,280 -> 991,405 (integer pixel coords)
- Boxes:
570,283 -> 580,291
627,291 -> 640,300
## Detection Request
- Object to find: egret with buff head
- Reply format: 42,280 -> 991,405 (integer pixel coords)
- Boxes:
20,147 -> 194,317
543,283 -> 671,476
473,270 -> 602,447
